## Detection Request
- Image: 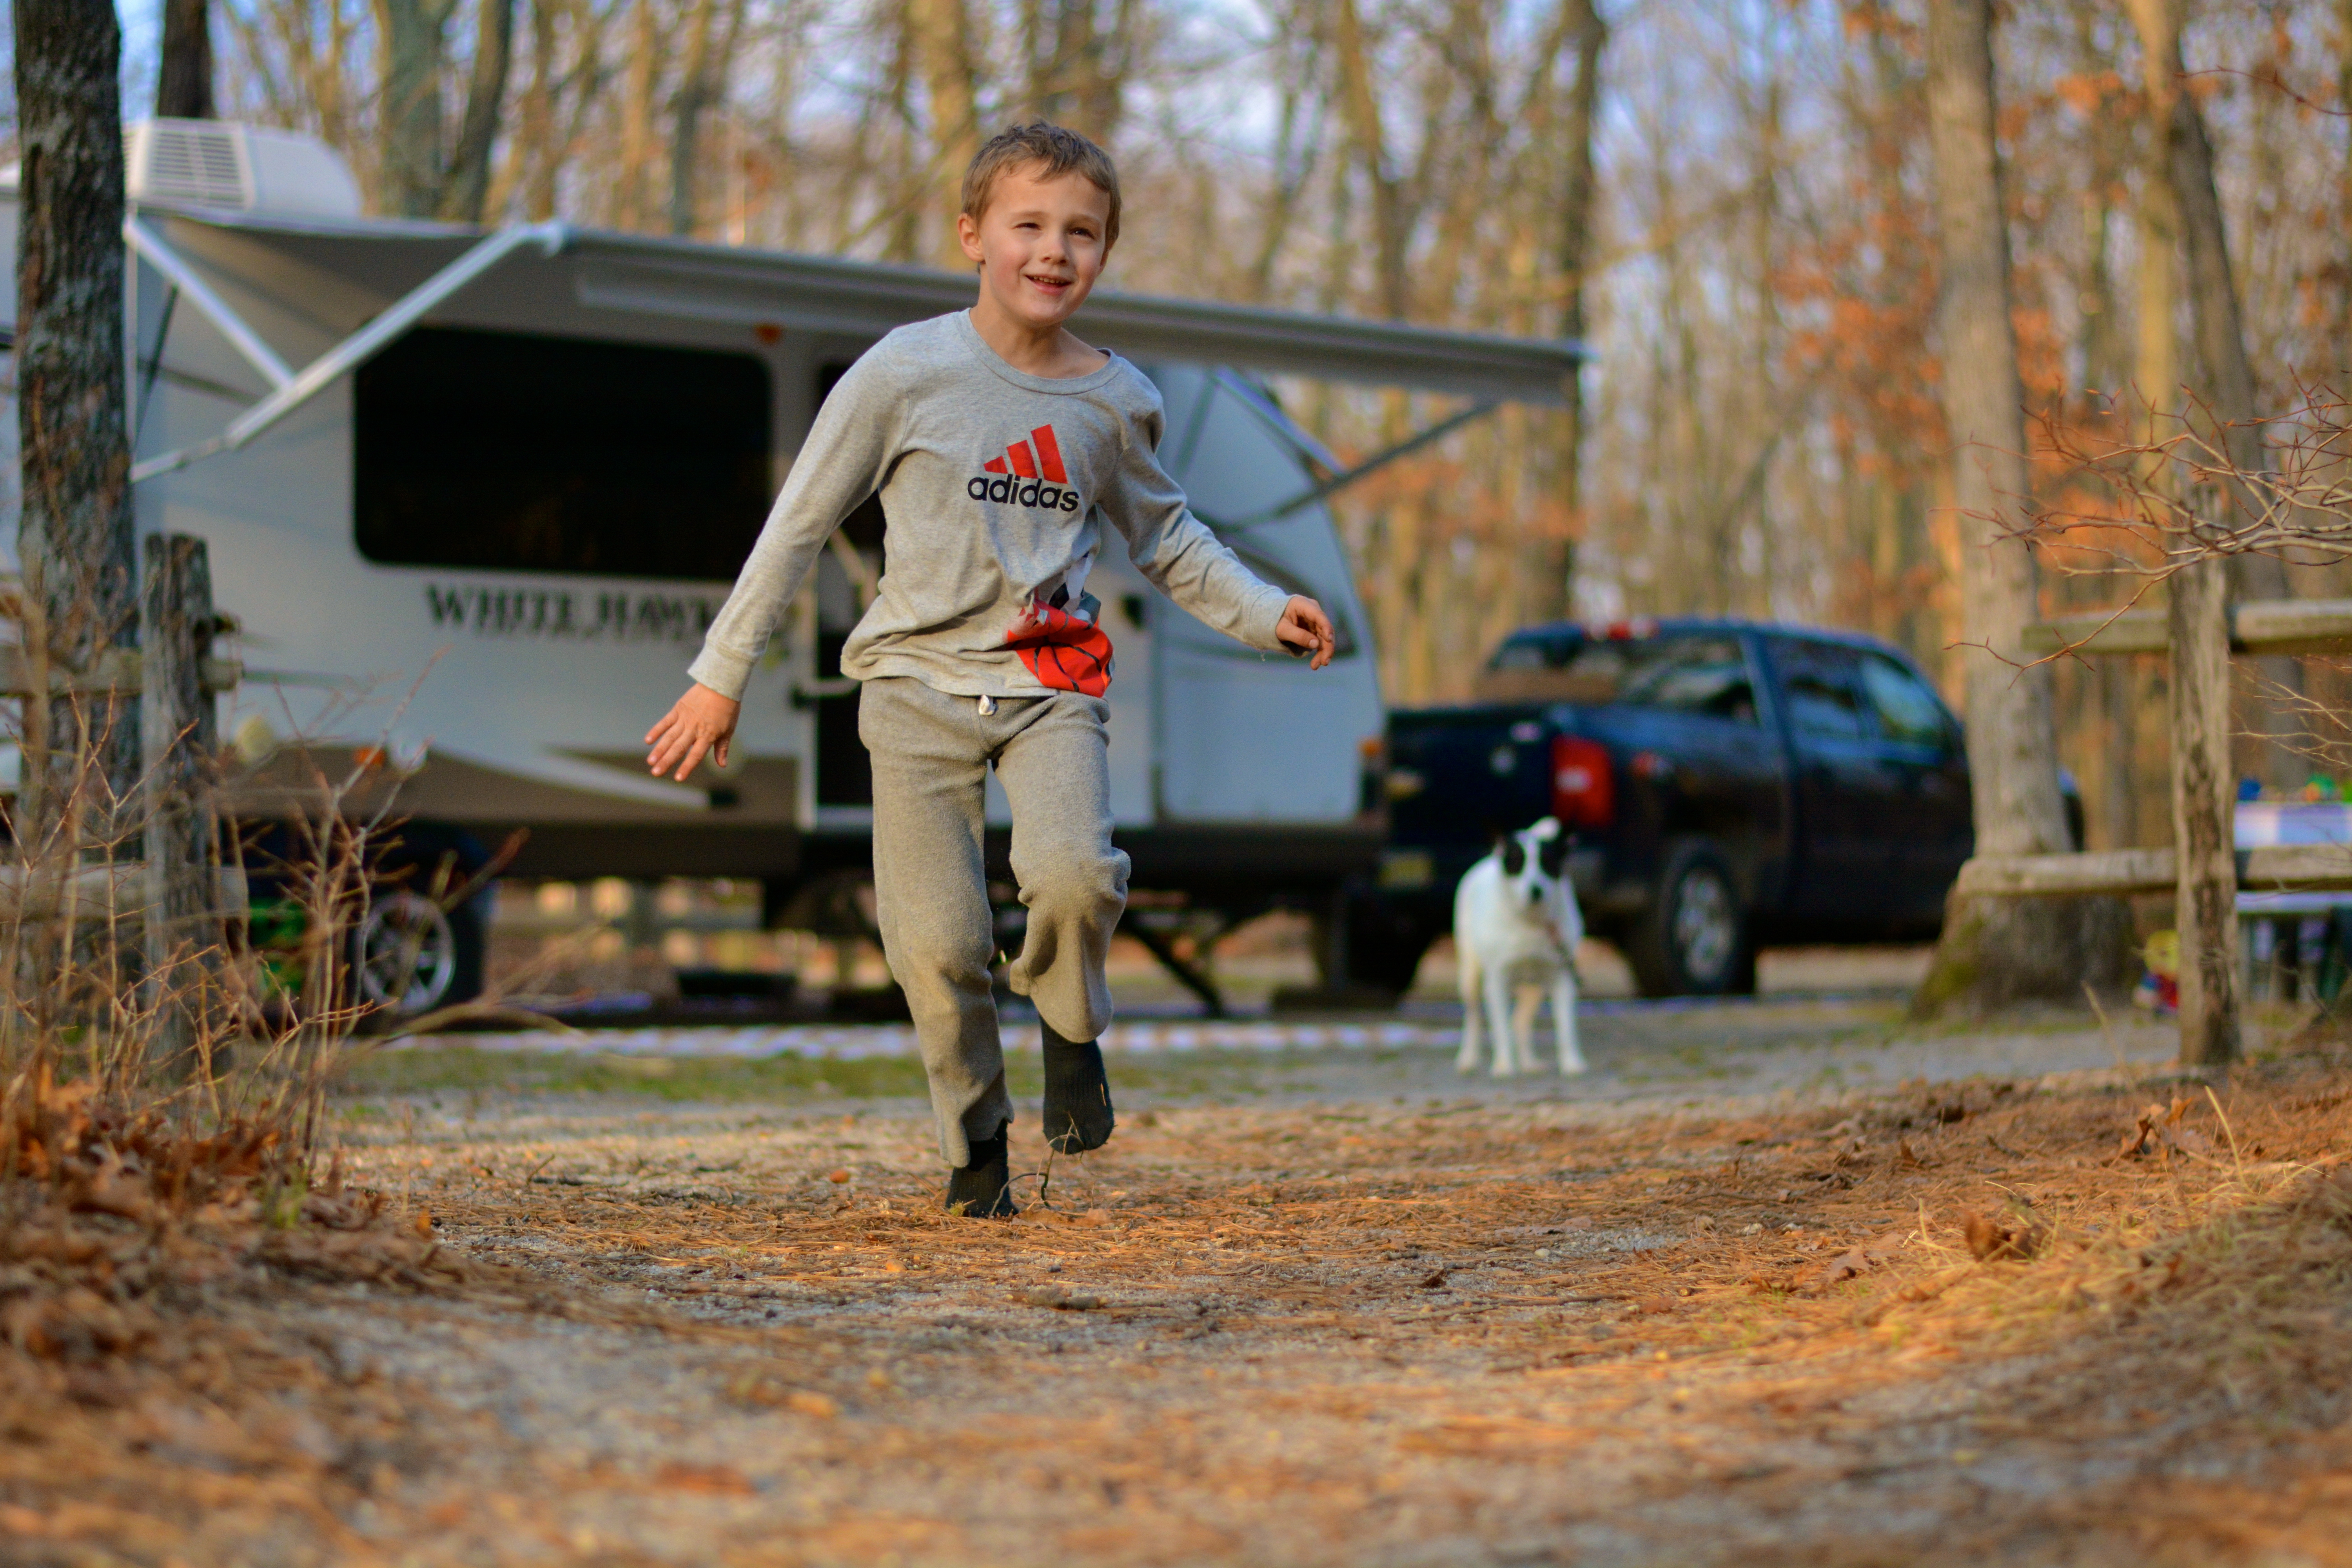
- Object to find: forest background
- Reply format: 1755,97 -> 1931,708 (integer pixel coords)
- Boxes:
23,0 -> 2352,857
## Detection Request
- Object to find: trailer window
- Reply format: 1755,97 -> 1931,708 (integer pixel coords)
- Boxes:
354,327 -> 772,581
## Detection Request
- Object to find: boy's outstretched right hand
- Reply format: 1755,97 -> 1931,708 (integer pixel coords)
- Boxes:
645,682 -> 741,781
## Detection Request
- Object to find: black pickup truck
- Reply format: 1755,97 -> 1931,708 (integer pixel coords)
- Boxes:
1363,618 -> 1988,997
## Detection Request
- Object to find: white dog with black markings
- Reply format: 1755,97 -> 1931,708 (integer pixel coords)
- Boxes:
1454,817 -> 1586,1076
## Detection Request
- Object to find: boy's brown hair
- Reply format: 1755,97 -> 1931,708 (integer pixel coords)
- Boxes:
961,122 -> 1122,250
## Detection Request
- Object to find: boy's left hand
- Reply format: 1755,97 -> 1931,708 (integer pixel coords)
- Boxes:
1276,596 -> 1337,670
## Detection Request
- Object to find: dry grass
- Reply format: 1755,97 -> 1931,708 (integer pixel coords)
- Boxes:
5,1044 -> 2352,1564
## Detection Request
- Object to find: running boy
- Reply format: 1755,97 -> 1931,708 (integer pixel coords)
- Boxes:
644,122 -> 1336,1215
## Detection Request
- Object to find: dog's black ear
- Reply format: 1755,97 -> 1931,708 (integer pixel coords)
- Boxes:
1539,835 -> 1571,877
1501,837 -> 1526,877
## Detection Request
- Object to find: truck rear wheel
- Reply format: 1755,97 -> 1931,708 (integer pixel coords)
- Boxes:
1625,841 -> 1754,998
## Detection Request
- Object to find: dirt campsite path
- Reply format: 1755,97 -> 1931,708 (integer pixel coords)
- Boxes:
18,995 -> 2352,1567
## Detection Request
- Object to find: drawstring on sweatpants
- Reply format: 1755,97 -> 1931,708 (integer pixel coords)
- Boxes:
977,694 -> 998,716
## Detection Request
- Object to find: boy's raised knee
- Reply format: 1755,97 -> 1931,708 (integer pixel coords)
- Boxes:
1023,851 -> 1126,923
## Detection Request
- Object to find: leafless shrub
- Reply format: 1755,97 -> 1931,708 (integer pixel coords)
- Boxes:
2020,384 -> 2352,587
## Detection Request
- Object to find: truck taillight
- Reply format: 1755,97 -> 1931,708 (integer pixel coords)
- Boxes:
1551,735 -> 1614,830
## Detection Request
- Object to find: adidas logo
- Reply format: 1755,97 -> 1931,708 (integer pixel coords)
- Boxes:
967,424 -> 1082,512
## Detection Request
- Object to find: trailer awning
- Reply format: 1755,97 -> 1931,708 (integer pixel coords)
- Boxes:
124,205 -> 1584,482
137,205 -> 1583,394
560,232 -> 1583,405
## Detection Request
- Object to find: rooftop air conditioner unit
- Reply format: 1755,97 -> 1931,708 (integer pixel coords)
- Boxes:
125,120 -> 361,220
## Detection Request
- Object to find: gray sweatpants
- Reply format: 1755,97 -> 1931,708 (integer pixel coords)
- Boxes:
859,676 -> 1129,1167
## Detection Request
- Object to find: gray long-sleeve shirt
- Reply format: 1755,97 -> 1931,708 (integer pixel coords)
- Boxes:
686,310 -> 1292,702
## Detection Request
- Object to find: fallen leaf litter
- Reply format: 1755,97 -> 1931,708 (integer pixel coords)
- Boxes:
7,1015 -> 2352,1564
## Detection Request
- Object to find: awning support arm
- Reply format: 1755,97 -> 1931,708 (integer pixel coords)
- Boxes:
1203,398 -> 1500,531
130,221 -> 570,483
124,216 -> 296,390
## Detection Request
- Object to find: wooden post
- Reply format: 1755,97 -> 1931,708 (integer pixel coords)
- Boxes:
2169,555 -> 2239,1067
142,535 -> 222,1073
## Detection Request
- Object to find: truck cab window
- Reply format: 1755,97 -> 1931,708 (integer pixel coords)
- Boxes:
1778,641 -> 1870,740
1479,635 -> 1626,703
1481,632 -> 1753,719
354,327 -> 773,581
1859,654 -> 1951,748
1619,636 -> 1758,725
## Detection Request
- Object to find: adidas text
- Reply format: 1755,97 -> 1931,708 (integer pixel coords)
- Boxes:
968,474 -> 1082,511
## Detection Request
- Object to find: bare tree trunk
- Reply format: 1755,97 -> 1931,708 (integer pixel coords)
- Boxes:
1330,0 -> 1411,320
1074,0 -> 1134,142
443,0 -> 516,222
2340,0 -> 2352,369
156,0 -> 215,119
668,0 -> 744,236
320,0 -> 358,180
2127,0 -> 2298,782
1910,0 -> 2130,1017
667,0 -> 719,234
537,0 -> 610,224
516,0 -> 559,218
14,0 -> 140,854
1534,0 -> 1604,624
374,0 -> 455,218
908,0 -> 980,268
2133,1 -> 2270,512
1246,45 -> 1319,301
615,0 -> 662,229
1027,0 -> 1123,138
879,5 -> 922,263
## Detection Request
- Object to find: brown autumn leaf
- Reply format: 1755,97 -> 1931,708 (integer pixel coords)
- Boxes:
2297,1165 -> 2352,1224
657,1461 -> 756,1494
300,1188 -> 387,1230
1821,1247 -> 1872,1284
2115,1096 -> 2221,1162
1962,1209 -> 2042,1262
1815,1229 -> 1911,1287
1,1286 -> 151,1360
1014,1285 -> 1104,1310
67,1150 -> 154,1224
724,1370 -> 838,1416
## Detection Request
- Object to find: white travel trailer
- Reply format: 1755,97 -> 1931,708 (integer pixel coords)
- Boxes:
2,121 -> 1579,1012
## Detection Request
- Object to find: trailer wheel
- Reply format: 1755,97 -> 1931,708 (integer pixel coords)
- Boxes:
1624,841 -> 1753,998
351,824 -> 489,1019
351,888 -> 484,1017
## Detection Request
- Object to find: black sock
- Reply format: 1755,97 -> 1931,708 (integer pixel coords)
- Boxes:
1041,1020 -> 1116,1154
944,1125 -> 1016,1218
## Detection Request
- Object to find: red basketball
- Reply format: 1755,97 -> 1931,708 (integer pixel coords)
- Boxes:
1006,603 -> 1114,696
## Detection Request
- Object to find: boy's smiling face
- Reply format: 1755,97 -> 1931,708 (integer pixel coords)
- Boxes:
958,166 -> 1113,336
